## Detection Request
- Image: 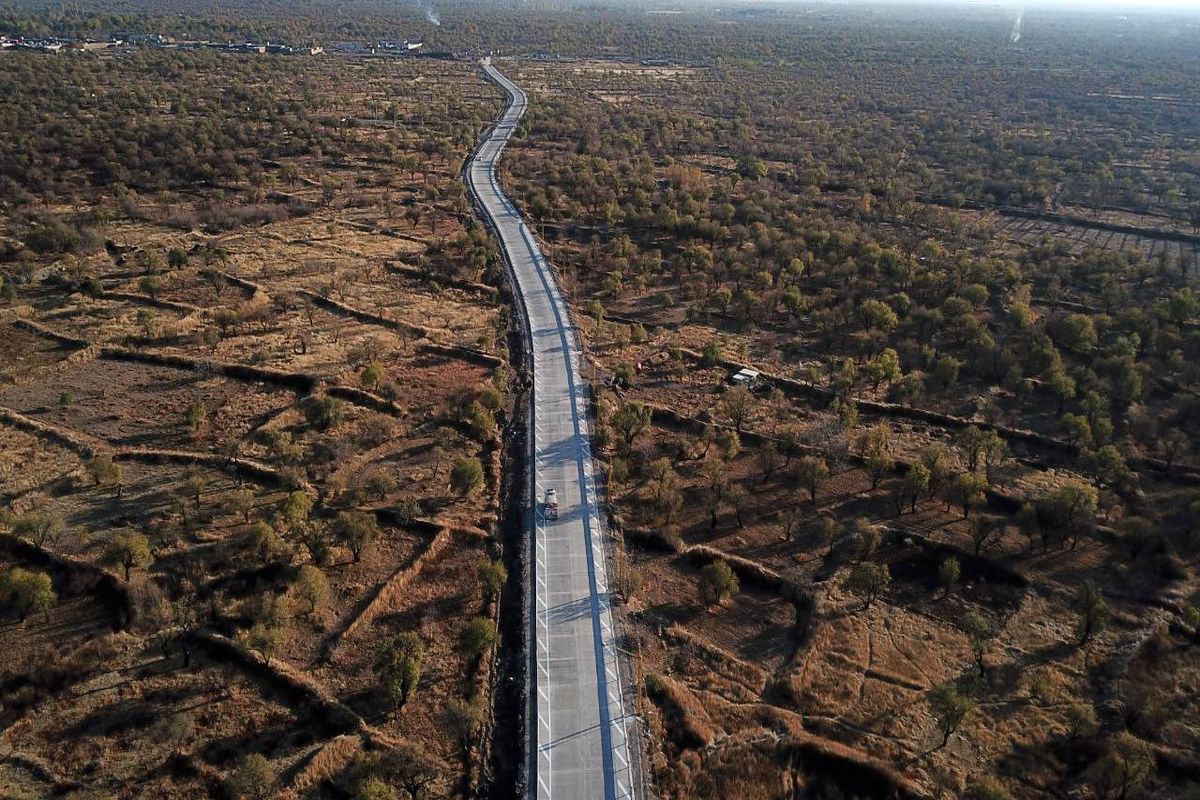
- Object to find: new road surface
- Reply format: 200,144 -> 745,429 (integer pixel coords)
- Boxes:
466,62 -> 639,800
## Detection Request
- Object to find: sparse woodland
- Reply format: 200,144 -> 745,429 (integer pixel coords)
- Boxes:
1,2 -> 1199,799
498,15 -> 1199,800
0,39 -> 515,800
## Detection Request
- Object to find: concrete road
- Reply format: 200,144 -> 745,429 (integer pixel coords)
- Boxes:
467,62 -> 638,800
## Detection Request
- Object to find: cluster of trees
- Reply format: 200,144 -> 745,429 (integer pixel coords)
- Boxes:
513,61 -> 1199,503
0,46 -> 493,261
507,12 -> 1189,800
0,50 -> 308,198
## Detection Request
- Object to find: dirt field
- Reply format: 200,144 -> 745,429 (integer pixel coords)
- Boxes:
0,52 -> 512,800
501,57 -> 1200,800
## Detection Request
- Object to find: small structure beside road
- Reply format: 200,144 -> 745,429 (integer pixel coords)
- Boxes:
730,367 -> 762,388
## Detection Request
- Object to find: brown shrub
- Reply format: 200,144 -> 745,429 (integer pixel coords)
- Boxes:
645,673 -> 717,749
277,734 -> 363,798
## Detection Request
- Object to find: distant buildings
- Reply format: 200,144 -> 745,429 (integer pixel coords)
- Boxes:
334,40 -> 424,55
76,39 -> 124,51
0,35 -> 73,52
0,32 -> 325,57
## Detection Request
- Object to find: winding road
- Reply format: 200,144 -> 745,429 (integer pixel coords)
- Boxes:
466,62 -> 639,800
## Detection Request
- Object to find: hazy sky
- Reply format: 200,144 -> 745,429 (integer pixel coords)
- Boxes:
1008,0 -> 1200,8
814,0 -> 1200,10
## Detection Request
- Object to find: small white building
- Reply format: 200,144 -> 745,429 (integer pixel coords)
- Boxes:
731,367 -> 761,387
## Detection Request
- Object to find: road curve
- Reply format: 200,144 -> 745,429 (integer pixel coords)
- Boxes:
467,62 -> 638,800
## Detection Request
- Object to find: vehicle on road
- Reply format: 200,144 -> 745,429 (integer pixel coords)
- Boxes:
543,488 -> 558,520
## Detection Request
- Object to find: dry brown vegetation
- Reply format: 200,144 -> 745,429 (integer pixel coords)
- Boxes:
503,51 -> 1200,800
2,5 -> 1199,799
0,48 -> 514,799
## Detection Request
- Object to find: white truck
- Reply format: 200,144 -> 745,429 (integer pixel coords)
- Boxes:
543,488 -> 559,520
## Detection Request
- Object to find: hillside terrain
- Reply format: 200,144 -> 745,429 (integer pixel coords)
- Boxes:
498,26 -> 1200,800
0,3 -> 1198,800
0,46 -> 515,799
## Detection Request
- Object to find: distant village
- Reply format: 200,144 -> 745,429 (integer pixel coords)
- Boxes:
0,33 -> 426,57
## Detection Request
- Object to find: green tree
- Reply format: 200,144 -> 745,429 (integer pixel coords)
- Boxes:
610,400 -> 652,456
186,399 -> 207,431
698,560 -> 739,608
933,355 -> 961,390
854,518 -> 881,560
12,511 -> 65,548
865,447 -> 895,491
227,753 -> 274,800
1066,703 -> 1099,740
928,683 -> 974,748
1053,313 -> 1098,354
1084,732 -> 1154,800
859,298 -> 899,332
1045,366 -> 1077,412
894,370 -> 925,406
333,510 -> 381,563
246,620 -> 287,662
584,299 -> 605,333
104,530 -> 152,580
291,565 -> 330,618
955,425 -> 1002,473
477,560 -> 507,608
866,348 -> 902,389
970,514 -> 1003,556
718,385 -> 755,432
248,521 -> 279,561
845,562 -> 890,610
830,397 -> 859,431
897,463 -> 929,514
701,337 -> 724,366
873,350 -> 902,391
960,610 -> 995,675
391,740 -> 442,799
779,506 -> 804,541
139,274 -> 161,299
613,361 -> 636,388
938,557 -> 961,598
374,632 -> 425,709
362,362 -> 386,390
450,457 -> 485,497
818,514 -> 840,556
756,442 -> 782,484
294,522 -> 332,566
87,454 -> 123,495
184,474 -> 207,509
279,491 -> 313,530
1075,580 -> 1109,646
795,455 -> 829,504
920,443 -> 952,501
459,617 -> 498,664
951,471 -> 988,518
738,155 -> 767,181
303,395 -> 346,431
715,429 -> 741,462
444,696 -> 485,755
357,778 -> 397,800
1042,479 -> 1099,549
227,487 -> 256,523
0,567 -> 56,622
